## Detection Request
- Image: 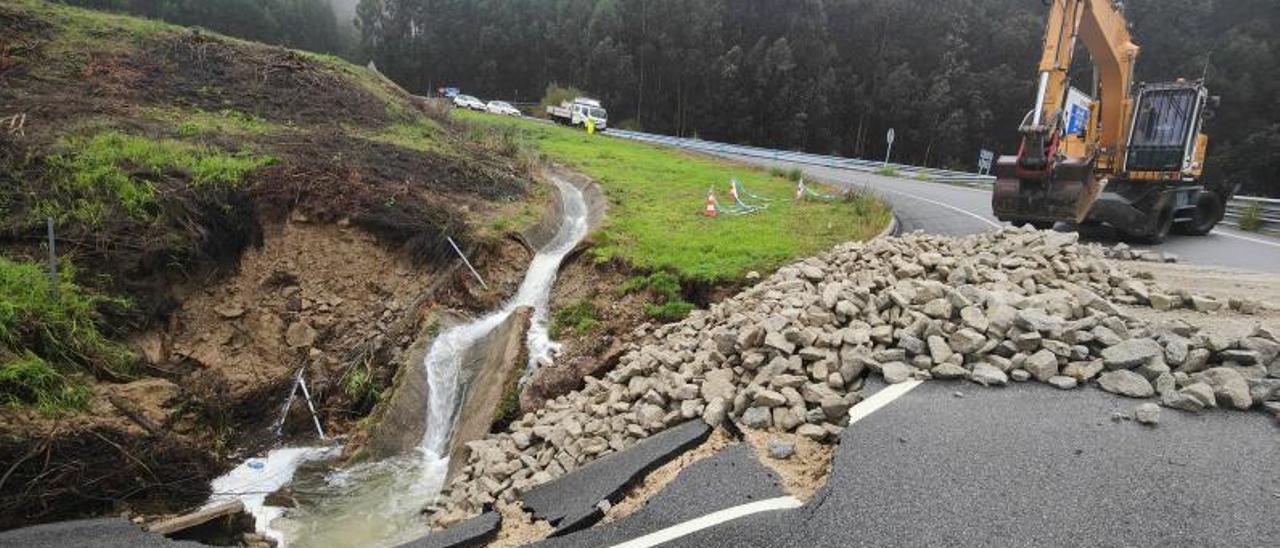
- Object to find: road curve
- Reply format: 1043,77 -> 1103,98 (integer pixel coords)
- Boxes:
607,132 -> 1280,274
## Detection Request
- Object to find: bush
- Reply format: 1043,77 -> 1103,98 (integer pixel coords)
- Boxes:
538,83 -> 586,118
1239,202 -> 1264,232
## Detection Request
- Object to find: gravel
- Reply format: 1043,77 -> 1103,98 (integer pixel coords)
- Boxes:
429,227 -> 1279,525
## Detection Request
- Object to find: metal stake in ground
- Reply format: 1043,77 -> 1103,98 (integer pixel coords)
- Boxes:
447,236 -> 489,290
46,217 -> 59,300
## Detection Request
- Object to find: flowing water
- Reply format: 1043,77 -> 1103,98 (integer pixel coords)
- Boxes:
209,176 -> 590,547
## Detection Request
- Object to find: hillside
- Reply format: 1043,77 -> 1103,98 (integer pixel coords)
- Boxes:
0,0 -> 536,528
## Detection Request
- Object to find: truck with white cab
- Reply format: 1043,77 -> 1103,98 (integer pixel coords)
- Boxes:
546,97 -> 607,131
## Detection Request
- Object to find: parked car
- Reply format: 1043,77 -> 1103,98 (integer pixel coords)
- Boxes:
486,100 -> 521,116
452,94 -> 485,110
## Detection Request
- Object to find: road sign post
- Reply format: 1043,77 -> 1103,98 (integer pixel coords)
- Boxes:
884,128 -> 896,168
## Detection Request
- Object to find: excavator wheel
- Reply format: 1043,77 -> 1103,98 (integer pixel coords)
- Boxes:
1172,191 -> 1224,236
1129,203 -> 1175,245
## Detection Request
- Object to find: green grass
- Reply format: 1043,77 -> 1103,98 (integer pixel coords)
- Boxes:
549,298 -> 600,339
0,352 -> 92,415
874,167 -> 900,177
0,257 -> 133,414
148,107 -> 285,137
358,119 -> 445,153
8,0 -> 171,81
622,271 -> 697,321
39,131 -> 274,224
458,111 -> 891,282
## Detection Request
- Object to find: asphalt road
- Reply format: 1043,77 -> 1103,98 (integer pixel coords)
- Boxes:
640,381 -> 1280,548
636,141 -> 1280,273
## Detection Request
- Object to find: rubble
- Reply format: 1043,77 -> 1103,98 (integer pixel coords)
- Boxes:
431,228 -> 1278,524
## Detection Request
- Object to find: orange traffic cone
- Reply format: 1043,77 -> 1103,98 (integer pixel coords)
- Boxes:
704,189 -> 719,217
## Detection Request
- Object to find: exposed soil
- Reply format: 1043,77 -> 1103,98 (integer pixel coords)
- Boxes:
0,1 -> 540,531
515,259 -> 657,413
487,502 -> 554,548
740,430 -> 835,501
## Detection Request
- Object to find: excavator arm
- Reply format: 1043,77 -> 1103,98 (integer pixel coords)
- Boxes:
1021,0 -> 1139,175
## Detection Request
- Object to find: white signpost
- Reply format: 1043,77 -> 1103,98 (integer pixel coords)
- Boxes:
884,128 -> 896,168
978,149 -> 995,175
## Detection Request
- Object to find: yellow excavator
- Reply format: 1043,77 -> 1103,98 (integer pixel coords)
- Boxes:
993,0 -> 1231,242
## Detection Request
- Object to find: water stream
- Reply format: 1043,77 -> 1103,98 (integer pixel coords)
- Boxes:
207,176 -> 589,547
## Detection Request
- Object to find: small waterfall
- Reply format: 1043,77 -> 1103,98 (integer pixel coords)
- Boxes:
267,175 -> 589,548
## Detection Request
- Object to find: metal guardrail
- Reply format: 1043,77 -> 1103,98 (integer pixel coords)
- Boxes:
607,128 -> 1279,235
608,129 -> 996,184
1222,196 -> 1280,234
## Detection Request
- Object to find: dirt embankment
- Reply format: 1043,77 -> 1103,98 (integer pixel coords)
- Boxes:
0,0 -> 538,530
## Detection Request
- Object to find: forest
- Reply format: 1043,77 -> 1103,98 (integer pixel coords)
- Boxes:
60,0 -> 1279,196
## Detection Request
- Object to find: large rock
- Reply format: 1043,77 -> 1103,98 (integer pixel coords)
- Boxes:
1101,338 -> 1163,370
702,397 -> 728,426
881,362 -> 914,384
741,406 -> 772,429
764,331 -> 795,355
753,389 -> 788,408
1198,367 -> 1253,410
1015,309 -> 1061,333
1063,360 -> 1104,382
1181,382 -> 1217,408
930,362 -> 969,380
700,368 -> 737,402
1024,349 -> 1059,382
285,320 -> 318,348
1097,370 -> 1154,398
969,363 -> 1008,387
949,329 -> 987,354
1134,403 -> 1160,425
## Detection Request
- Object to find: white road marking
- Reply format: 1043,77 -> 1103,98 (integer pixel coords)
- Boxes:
848,379 -> 923,425
607,380 -> 921,548
1213,229 -> 1280,249
874,187 -> 1004,230
607,497 -> 804,548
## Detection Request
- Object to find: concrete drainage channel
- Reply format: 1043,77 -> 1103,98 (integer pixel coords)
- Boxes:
164,167 -> 604,548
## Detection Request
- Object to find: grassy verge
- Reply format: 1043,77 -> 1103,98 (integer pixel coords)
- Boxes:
457,111 -> 891,283
0,257 -> 132,414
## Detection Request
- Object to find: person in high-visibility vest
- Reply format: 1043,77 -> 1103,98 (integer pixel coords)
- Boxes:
585,116 -> 596,135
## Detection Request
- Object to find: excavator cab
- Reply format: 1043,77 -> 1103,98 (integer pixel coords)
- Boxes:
1124,82 -> 1207,175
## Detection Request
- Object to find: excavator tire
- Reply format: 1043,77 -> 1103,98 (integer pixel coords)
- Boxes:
1130,203 -> 1175,244
1172,191 -> 1224,236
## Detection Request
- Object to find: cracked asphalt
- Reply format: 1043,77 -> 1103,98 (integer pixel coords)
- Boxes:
628,381 -> 1279,548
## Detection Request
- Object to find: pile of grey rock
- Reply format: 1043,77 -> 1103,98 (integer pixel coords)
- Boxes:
1100,242 -> 1177,264
430,227 -> 1279,526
